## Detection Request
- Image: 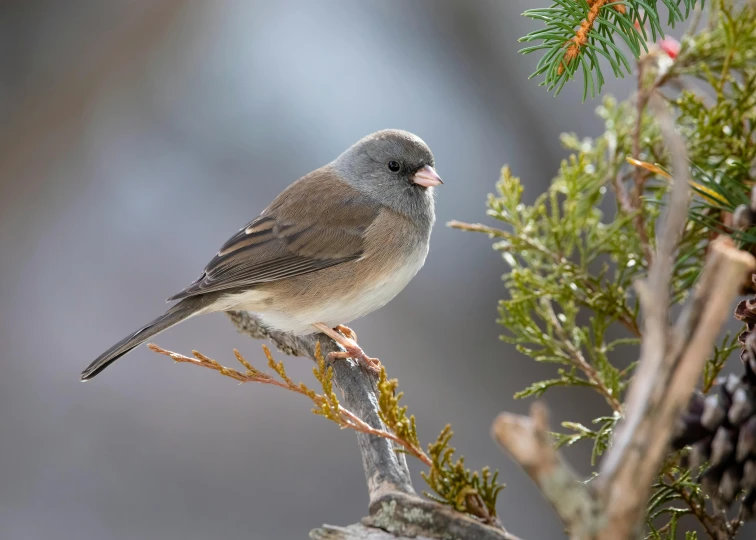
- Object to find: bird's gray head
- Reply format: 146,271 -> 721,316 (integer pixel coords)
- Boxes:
332,129 -> 441,223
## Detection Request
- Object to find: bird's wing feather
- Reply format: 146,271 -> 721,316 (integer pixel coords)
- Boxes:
167,168 -> 379,300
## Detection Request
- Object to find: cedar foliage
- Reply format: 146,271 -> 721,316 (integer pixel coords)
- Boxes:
454,0 -> 756,536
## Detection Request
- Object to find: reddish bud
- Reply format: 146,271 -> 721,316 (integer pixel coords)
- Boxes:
659,37 -> 681,59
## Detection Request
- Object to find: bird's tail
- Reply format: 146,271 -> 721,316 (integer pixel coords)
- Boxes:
81,295 -> 214,381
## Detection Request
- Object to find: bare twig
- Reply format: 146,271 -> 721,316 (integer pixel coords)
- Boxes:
491,403 -> 603,537
543,300 -> 622,413
612,171 -> 635,215
627,56 -> 656,265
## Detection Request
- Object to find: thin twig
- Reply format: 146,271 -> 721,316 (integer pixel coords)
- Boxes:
491,403 -> 603,538
448,220 -> 642,337
663,473 -> 731,540
613,171 -> 635,215
147,343 -> 433,468
628,56 -> 655,265
543,300 -> 623,413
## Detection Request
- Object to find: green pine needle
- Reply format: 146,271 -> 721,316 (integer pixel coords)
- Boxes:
520,0 -> 700,98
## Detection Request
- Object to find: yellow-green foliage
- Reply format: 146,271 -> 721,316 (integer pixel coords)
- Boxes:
376,370 -> 504,522
151,339 -> 505,525
458,1 -> 756,537
421,426 -> 504,519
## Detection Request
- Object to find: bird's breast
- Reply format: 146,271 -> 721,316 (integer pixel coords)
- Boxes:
253,208 -> 431,334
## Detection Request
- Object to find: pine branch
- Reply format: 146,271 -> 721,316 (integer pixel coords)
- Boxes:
520,0 -> 700,97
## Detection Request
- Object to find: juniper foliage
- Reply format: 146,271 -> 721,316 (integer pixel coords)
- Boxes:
458,1 -> 756,536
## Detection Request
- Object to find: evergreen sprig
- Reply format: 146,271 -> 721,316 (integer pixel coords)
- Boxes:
520,0 -> 700,98
148,343 -> 505,525
375,371 -> 504,523
451,98 -> 657,412
552,414 -> 620,465
421,426 -> 504,520
456,1 -> 756,536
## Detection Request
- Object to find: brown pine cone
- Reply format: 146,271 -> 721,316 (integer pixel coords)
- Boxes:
670,294 -> 756,518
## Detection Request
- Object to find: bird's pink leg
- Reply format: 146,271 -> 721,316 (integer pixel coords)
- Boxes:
312,322 -> 382,374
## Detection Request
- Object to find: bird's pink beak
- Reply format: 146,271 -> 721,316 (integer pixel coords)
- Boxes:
411,165 -> 443,187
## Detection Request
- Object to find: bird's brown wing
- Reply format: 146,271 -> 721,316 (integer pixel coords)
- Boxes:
167,169 -> 380,301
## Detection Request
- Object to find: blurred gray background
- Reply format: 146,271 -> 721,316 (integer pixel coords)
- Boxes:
0,1 -> 717,539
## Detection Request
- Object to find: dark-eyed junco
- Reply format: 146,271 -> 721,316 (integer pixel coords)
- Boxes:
81,129 -> 442,380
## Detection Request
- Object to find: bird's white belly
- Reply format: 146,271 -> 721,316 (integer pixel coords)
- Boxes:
259,254 -> 425,334
214,245 -> 428,335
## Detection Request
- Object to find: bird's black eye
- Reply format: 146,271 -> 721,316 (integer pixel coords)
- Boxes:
387,161 -> 401,173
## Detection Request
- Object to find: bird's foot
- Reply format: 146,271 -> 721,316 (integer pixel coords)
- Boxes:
326,348 -> 382,375
312,322 -> 382,375
334,324 -> 357,341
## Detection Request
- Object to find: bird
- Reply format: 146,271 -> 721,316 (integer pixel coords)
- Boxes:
81,129 -> 442,381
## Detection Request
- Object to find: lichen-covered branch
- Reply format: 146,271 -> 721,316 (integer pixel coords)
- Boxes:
312,491 -> 522,540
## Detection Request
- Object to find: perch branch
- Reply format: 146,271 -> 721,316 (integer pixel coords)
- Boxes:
489,94 -> 756,539
224,311 -> 519,540
225,311 -> 415,503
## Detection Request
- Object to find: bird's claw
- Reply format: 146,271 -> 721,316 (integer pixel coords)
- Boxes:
334,324 -> 358,341
326,338 -> 382,375
312,322 -> 381,375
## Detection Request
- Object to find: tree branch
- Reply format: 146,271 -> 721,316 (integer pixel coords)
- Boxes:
226,311 -> 415,503
491,403 -> 604,538
225,311 -> 519,540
